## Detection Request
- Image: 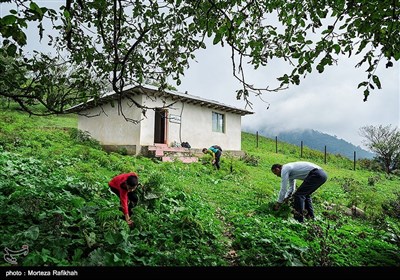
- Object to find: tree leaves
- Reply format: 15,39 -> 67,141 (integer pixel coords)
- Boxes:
0,0 -> 399,115
359,124 -> 400,173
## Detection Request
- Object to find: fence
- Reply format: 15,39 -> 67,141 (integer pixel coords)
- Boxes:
255,131 -> 359,170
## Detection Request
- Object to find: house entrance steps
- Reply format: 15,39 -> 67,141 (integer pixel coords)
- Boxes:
147,143 -> 199,163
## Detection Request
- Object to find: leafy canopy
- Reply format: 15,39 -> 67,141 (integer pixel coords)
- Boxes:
0,0 -> 398,115
359,124 -> 400,174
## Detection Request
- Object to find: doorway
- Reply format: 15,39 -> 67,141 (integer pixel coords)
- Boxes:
154,108 -> 167,144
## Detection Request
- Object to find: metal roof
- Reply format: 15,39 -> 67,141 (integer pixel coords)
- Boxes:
66,84 -> 254,116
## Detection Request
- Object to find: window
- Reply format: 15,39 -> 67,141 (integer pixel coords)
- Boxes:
212,112 -> 225,133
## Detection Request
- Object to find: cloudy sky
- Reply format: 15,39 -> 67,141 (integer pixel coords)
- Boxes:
2,1 -> 399,148
176,40 -> 400,148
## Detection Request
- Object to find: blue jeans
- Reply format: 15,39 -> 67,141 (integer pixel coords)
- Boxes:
293,168 -> 328,222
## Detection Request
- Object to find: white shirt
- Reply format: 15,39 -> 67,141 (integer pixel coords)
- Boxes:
277,161 -> 322,203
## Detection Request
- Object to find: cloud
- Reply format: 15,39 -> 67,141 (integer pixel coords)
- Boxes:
2,2 -> 398,148
176,42 -> 400,148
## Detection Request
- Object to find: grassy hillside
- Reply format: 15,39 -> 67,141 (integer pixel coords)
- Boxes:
251,127 -> 375,160
1,106 -> 399,268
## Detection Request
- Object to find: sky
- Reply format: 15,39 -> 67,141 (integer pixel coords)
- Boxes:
2,1 -> 399,149
176,41 -> 400,149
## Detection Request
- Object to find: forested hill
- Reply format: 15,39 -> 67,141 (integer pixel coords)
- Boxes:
244,128 -> 375,160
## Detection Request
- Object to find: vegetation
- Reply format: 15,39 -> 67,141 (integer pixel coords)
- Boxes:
1,1 -> 399,116
1,106 -> 399,267
359,124 -> 400,174
252,127 -> 375,160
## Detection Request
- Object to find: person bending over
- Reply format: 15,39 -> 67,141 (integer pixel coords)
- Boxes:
108,172 -> 140,226
271,161 -> 328,222
202,145 -> 223,170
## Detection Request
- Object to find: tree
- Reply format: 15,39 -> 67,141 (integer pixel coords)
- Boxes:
0,51 -> 106,115
359,124 -> 400,174
0,0 -> 399,117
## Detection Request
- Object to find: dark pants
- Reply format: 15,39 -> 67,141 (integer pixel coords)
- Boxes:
109,186 -> 138,215
213,150 -> 222,170
293,168 -> 328,222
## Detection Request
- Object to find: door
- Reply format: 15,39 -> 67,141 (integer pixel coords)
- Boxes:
154,108 -> 167,144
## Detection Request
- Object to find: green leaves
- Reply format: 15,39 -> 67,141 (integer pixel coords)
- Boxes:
24,226 -> 40,241
371,75 -> 381,89
1,15 -> 17,25
6,43 -> 17,56
1,107 -> 400,266
0,0 -> 398,115
27,1 -> 46,20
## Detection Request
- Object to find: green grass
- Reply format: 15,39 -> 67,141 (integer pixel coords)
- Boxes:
0,106 -> 399,267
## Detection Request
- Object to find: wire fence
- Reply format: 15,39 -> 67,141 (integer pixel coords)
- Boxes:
254,131 -> 359,170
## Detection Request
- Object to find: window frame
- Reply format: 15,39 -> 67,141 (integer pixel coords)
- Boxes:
212,111 -> 225,133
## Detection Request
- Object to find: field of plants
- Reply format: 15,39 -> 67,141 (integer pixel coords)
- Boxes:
0,106 -> 399,270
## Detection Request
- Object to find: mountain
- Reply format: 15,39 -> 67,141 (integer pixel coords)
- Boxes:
243,127 -> 375,160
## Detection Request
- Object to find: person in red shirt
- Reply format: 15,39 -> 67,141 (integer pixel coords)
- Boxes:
108,172 -> 140,226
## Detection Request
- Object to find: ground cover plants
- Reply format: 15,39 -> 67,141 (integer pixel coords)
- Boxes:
1,106 -> 399,267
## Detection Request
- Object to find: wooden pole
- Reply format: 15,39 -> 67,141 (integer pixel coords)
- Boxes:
300,141 -> 303,158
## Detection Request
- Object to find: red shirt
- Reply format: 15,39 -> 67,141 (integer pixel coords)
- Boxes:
109,172 -> 138,215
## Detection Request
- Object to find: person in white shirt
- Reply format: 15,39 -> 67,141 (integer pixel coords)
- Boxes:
271,161 -> 328,222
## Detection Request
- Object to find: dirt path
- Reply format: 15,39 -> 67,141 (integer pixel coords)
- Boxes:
215,207 -> 239,266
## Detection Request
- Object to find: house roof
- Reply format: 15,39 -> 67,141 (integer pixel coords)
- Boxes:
67,84 -> 254,116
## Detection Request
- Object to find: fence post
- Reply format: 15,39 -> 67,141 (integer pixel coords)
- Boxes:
324,145 -> 327,164
353,151 -> 356,170
300,141 -> 303,158
275,136 -> 278,153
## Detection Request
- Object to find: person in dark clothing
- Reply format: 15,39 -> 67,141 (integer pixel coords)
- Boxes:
271,161 -> 328,222
202,145 -> 222,170
108,172 -> 140,226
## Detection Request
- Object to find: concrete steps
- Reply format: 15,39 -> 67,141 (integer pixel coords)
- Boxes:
148,144 -> 198,163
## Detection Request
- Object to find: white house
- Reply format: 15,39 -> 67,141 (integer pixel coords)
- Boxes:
67,84 -> 253,161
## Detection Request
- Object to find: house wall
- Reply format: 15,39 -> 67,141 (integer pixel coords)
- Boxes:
140,95 -> 243,151
169,102 -> 243,151
77,95 -> 143,154
77,94 -> 244,154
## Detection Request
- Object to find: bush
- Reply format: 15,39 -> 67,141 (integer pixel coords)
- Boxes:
69,128 -> 101,149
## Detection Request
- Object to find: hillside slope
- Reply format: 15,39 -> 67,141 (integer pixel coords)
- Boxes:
244,127 -> 375,160
1,107 -> 399,268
